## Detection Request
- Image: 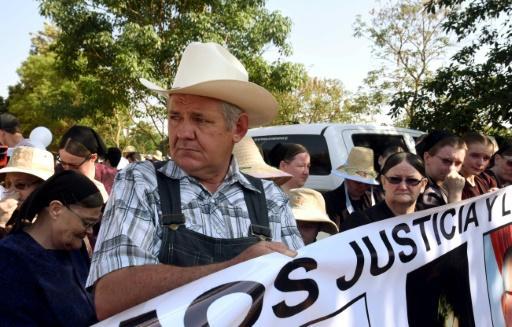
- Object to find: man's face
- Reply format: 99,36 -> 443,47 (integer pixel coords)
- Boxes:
424,146 -> 465,183
297,221 -> 320,245
168,94 -> 247,180
494,154 -> 512,184
345,179 -> 370,199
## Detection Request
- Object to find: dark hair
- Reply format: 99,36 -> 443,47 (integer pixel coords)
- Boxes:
107,147 -> 122,167
268,143 -> 308,168
59,125 -> 108,158
496,140 -> 512,156
13,170 -> 103,231
416,130 -> 458,159
380,152 -> 426,177
427,136 -> 466,157
0,113 -> 20,134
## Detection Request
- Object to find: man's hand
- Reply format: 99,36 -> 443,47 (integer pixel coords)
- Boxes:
443,170 -> 466,203
230,241 -> 297,266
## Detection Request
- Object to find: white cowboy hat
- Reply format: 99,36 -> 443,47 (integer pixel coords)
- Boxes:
288,188 -> 338,235
140,42 -> 278,128
0,146 -> 54,181
334,146 -> 378,185
233,135 -> 292,186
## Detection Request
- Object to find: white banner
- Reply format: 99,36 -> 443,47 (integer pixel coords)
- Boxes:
96,186 -> 512,327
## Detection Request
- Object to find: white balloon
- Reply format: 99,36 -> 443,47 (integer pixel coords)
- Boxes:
29,126 -> 53,148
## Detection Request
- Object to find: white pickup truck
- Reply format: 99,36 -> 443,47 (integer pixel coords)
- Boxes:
248,123 -> 424,192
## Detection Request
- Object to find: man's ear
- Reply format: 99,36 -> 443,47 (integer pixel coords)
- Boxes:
233,113 -> 249,143
48,200 -> 64,219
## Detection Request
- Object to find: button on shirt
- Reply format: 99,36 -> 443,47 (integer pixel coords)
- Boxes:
87,159 -> 303,287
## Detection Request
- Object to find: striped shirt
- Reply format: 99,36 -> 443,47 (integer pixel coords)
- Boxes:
86,158 -> 303,287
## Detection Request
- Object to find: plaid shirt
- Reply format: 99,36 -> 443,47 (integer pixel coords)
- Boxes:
86,159 -> 303,287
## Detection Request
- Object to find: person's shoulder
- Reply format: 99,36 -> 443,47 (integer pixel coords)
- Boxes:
259,179 -> 287,198
116,160 -> 157,180
478,170 -> 498,188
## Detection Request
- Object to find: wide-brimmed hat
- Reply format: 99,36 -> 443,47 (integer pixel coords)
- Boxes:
140,42 -> 277,128
0,146 -> 54,180
233,135 -> 292,186
334,146 -> 378,185
288,188 -> 338,235
122,145 -> 137,154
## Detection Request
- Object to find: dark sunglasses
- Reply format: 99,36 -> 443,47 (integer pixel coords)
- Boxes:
384,176 -> 424,186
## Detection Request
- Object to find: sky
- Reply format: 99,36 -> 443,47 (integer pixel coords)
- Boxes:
0,0 -> 378,98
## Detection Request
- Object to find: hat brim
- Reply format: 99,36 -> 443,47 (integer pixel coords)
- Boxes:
141,78 -> 277,128
292,208 -> 339,234
0,166 -> 52,181
241,167 -> 292,186
333,170 -> 379,185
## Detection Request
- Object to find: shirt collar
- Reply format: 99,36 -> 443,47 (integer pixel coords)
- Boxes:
158,158 -> 260,193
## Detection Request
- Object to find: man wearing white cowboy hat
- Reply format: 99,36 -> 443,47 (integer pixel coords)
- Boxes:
87,42 -> 304,319
323,146 -> 379,230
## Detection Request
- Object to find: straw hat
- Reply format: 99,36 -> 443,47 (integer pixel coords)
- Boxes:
153,150 -> 163,161
122,145 -> 137,154
233,136 -> 292,186
288,188 -> 338,235
0,146 -> 54,180
334,146 -> 378,185
140,42 -> 277,128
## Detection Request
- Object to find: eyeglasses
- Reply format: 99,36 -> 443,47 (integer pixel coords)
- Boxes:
66,206 -> 100,229
4,180 -> 41,191
383,175 -> 424,186
435,155 -> 462,167
57,154 -> 91,170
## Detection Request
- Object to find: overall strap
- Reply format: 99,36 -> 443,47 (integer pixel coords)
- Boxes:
242,173 -> 271,240
152,161 -> 184,226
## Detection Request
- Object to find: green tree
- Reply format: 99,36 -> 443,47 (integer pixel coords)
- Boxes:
354,0 -> 450,126
7,24 -> 143,149
273,77 -> 377,125
398,0 -> 512,134
38,0 -> 306,127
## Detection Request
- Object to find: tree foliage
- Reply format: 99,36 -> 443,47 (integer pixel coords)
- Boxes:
273,77 -> 378,125
38,0 -> 306,127
7,24 -> 135,149
397,0 -> 512,134
354,0 -> 450,126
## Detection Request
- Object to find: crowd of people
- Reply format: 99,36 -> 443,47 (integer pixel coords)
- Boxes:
0,41 -> 510,325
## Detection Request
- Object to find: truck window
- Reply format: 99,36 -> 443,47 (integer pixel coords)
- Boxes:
351,134 -> 408,171
252,135 -> 332,175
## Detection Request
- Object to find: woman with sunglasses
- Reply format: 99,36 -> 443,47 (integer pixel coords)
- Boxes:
0,170 -> 103,326
488,141 -> 512,188
460,132 -> 498,199
0,146 -> 54,238
341,152 -> 427,231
